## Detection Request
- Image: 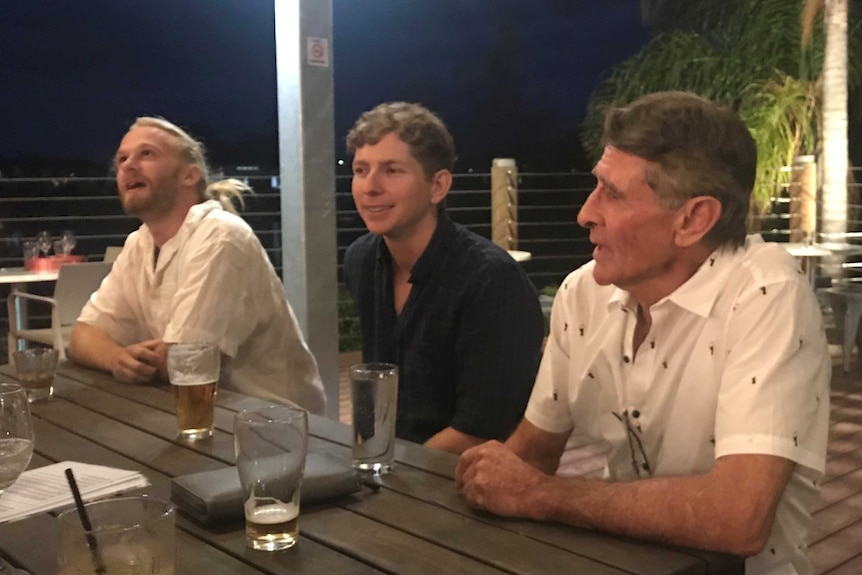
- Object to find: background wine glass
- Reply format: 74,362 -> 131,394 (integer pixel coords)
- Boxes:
60,230 -> 77,255
35,231 -> 52,257
0,383 -> 34,494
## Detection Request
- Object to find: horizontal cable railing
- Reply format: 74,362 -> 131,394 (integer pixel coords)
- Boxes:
5,168 -> 862,342
0,172 -> 595,289
0,172 -> 592,346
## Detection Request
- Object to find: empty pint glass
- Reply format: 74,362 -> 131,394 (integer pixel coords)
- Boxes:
234,405 -> 308,551
167,342 -> 219,441
350,363 -> 398,475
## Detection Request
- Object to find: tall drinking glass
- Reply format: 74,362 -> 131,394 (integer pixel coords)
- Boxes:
21,240 -> 38,261
235,405 -> 308,551
0,383 -> 34,494
35,231 -> 52,257
350,363 -> 398,475
167,343 -> 219,441
60,230 -> 77,255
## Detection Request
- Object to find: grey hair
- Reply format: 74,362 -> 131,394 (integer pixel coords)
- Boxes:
601,92 -> 756,249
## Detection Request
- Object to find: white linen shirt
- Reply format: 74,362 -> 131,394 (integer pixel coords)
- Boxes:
78,200 -> 326,414
525,235 -> 830,575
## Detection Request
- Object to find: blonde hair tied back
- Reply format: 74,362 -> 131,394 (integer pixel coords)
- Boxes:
205,178 -> 251,215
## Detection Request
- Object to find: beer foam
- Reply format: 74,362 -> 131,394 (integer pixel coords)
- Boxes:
247,502 -> 299,524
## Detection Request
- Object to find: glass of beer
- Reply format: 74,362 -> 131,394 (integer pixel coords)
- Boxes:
12,347 -> 59,402
234,404 -> 308,551
57,496 -> 175,574
167,342 -> 220,441
350,363 -> 398,475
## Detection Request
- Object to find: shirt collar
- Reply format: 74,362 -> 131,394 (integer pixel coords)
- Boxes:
139,200 -> 223,272
140,200 -> 221,242
606,239 -> 748,318
411,215 -> 456,284
375,214 -> 457,285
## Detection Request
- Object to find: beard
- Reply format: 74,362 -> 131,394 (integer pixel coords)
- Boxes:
119,173 -> 180,219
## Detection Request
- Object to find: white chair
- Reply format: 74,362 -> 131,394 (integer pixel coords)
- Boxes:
103,246 -> 123,263
820,287 -> 862,372
7,261 -> 112,362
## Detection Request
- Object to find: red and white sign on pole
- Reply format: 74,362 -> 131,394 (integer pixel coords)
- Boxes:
307,37 -> 329,67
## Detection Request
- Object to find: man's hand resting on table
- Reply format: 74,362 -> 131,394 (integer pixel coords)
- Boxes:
109,338 -> 167,383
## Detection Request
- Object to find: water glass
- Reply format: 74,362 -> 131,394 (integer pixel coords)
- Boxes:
21,240 -> 38,261
167,342 -> 220,441
350,363 -> 398,475
0,383 -> 34,494
35,231 -> 52,257
12,347 -> 59,402
235,405 -> 308,551
57,496 -> 175,574
60,230 -> 77,255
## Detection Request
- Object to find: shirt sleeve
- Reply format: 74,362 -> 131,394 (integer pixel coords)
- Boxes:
524,276 -> 577,434
448,259 -> 546,440
161,222 -> 252,356
76,242 -> 143,346
714,277 -> 830,475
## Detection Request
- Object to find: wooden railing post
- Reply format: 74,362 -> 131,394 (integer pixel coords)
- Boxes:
789,155 -> 817,243
491,158 -> 518,251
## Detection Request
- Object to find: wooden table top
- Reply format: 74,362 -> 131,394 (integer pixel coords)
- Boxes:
0,361 -> 743,575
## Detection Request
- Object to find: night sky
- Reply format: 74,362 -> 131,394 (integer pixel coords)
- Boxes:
0,0 -> 648,173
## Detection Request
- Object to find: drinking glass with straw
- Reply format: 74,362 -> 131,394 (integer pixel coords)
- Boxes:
58,470 -> 176,574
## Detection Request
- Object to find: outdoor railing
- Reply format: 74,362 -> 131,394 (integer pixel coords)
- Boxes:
0,172 -> 596,290
3,168 -> 862,345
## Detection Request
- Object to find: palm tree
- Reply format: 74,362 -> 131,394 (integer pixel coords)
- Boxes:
804,0 -> 850,242
583,1 -> 862,224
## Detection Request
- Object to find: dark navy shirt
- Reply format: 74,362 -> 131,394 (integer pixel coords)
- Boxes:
343,215 -> 545,444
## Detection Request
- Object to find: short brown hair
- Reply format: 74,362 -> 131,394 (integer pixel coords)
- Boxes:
346,102 -> 456,179
602,91 -> 756,248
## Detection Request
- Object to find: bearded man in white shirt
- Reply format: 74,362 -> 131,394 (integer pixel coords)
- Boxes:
68,117 -> 325,414
456,91 -> 830,575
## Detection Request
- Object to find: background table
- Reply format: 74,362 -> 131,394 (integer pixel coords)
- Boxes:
0,268 -> 59,286
0,362 -> 743,575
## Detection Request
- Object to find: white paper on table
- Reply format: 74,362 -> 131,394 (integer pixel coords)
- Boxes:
0,461 -> 150,524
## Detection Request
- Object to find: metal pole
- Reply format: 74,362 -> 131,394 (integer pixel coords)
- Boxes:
274,0 -> 339,418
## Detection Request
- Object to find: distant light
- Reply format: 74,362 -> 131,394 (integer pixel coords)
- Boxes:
337,159 -> 345,166
467,168 -> 474,173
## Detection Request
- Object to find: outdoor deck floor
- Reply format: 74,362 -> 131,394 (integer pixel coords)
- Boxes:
337,351 -> 862,573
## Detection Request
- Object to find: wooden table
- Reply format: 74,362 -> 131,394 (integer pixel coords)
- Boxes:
0,362 -> 743,575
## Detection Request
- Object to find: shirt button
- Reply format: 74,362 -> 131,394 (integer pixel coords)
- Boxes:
623,355 -> 630,363
632,409 -> 640,418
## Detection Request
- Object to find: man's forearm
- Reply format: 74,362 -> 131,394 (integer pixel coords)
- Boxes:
68,322 -> 123,373
425,427 -> 486,454
528,454 -> 792,557
505,419 -> 569,474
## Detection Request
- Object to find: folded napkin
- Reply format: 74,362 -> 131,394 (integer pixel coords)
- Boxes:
170,452 -> 361,527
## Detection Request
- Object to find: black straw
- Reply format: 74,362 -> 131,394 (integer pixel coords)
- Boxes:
64,468 -> 107,575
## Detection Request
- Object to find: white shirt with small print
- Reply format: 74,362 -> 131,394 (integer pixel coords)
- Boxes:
78,200 -> 326,414
526,234 -> 830,575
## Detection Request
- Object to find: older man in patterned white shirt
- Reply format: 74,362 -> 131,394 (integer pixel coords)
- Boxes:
456,91 -> 830,575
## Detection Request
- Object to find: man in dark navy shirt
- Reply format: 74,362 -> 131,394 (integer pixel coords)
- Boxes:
343,102 -> 545,454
